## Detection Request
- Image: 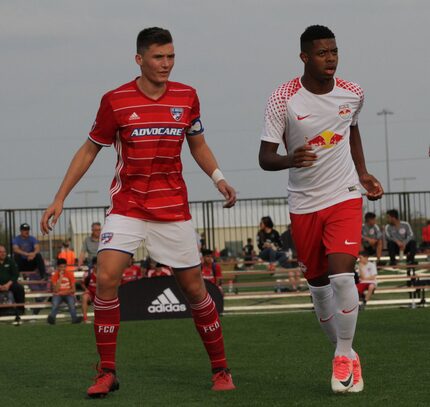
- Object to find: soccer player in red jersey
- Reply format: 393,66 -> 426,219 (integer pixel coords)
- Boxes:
259,25 -> 383,393
41,27 -> 236,398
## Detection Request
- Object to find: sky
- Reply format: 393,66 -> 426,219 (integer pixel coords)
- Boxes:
1,0 -> 429,209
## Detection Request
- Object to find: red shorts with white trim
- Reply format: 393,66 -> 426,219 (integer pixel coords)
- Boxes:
290,198 -> 362,281
356,282 -> 376,295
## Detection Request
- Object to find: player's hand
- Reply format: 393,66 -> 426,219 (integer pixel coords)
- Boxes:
40,200 -> 64,235
359,173 -> 384,201
287,145 -> 317,168
216,180 -> 237,208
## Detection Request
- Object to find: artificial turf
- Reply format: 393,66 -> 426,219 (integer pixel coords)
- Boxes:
1,308 -> 429,406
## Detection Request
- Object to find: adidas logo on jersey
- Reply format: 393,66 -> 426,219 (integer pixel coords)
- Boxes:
148,288 -> 187,313
129,112 -> 140,120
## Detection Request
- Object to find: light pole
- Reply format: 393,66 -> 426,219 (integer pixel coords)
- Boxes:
377,109 -> 394,193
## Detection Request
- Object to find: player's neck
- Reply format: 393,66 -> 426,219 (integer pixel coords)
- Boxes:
136,76 -> 167,100
301,74 -> 334,95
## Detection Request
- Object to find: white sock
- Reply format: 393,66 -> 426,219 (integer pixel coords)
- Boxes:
308,283 -> 337,346
329,273 -> 359,359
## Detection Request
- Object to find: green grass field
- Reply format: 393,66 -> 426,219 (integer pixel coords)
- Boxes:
1,308 -> 430,407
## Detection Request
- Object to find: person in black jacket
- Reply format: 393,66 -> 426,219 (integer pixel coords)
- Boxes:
257,216 -> 289,271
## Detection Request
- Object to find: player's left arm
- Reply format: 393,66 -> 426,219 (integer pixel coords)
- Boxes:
350,125 -> 384,201
186,134 -> 236,208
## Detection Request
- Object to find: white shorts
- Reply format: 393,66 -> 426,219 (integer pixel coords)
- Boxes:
98,214 -> 201,269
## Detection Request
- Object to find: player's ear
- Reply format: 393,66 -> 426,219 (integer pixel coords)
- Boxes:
300,52 -> 308,64
135,53 -> 143,66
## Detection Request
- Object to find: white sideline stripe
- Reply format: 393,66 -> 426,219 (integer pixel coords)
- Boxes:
224,298 -> 425,312
0,312 -> 95,322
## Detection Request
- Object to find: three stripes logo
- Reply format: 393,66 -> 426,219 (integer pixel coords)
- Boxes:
148,288 -> 187,313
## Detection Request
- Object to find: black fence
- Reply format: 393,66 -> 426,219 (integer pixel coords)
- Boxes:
1,191 -> 429,263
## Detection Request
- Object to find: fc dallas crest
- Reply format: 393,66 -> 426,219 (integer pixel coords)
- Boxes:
170,107 -> 184,121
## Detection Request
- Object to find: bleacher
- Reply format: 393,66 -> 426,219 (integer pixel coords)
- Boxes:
1,255 -> 429,322
220,255 -> 430,314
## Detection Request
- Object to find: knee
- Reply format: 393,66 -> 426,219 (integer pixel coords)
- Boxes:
97,269 -> 121,290
182,280 -> 206,303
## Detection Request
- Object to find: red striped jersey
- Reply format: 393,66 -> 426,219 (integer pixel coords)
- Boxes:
89,79 -> 204,222
121,265 -> 143,284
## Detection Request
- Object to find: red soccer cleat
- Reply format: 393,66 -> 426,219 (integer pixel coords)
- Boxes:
211,369 -> 236,391
87,366 -> 119,398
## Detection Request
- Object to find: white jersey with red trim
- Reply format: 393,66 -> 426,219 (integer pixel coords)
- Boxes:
261,77 -> 363,214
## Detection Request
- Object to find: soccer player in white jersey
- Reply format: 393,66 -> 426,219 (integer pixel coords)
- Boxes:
259,25 -> 383,393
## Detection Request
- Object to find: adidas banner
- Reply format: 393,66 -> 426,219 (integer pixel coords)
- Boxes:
118,276 -> 224,321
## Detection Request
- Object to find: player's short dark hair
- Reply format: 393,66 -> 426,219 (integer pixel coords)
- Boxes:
57,258 -> 67,266
364,212 -> 376,221
261,216 -> 274,229
300,25 -> 335,52
359,251 -> 369,257
387,209 -> 399,219
136,27 -> 173,54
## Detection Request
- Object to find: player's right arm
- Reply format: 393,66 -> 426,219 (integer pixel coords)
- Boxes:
40,140 -> 102,234
259,141 -> 317,170
259,87 -> 316,171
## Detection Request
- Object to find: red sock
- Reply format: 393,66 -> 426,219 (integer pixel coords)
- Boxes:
190,293 -> 227,370
93,296 -> 120,371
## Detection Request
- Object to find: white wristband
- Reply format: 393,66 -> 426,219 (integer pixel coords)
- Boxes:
211,168 -> 225,185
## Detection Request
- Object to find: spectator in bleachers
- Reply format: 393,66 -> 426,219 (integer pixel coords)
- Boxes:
242,238 -> 256,269
12,223 -> 46,279
356,252 -> 378,308
201,249 -> 223,287
420,220 -> 430,259
81,257 -> 98,324
257,216 -> 289,271
57,240 -> 77,272
78,222 -> 101,267
361,212 -> 384,265
47,258 -> 82,325
385,209 -> 417,265
0,244 -> 25,317
121,256 -> 143,284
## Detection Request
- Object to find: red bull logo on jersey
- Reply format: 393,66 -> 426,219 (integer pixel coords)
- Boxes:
307,130 -> 344,149
338,104 -> 352,120
170,107 -> 184,121
131,128 -> 184,137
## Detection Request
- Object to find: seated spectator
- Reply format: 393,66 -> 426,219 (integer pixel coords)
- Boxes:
361,212 -> 384,265
47,258 -> 82,325
81,257 -> 98,324
0,244 -> 25,319
242,238 -> 256,269
356,252 -> 378,308
420,220 -> 430,259
257,216 -> 289,271
121,256 -> 144,284
201,249 -> 223,287
385,209 -> 417,265
57,240 -> 77,272
78,222 -> 101,267
12,223 -> 46,279
145,257 -> 173,277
